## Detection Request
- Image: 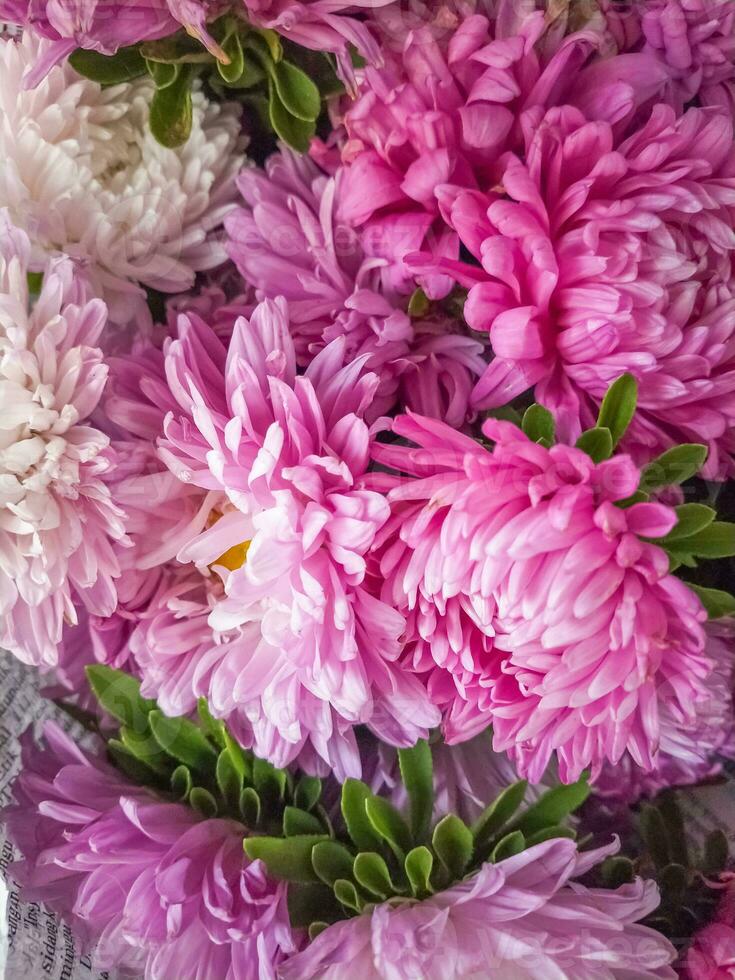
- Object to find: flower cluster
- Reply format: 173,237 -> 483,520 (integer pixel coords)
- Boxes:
0,0 -> 735,976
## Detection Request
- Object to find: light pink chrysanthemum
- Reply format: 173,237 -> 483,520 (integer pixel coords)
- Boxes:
2,722 -> 297,979
595,620 -> 735,803
416,102 -> 735,476
373,412 -> 712,784
225,149 -> 484,426
279,836 -> 677,979
0,215 -> 127,669
103,298 -> 439,778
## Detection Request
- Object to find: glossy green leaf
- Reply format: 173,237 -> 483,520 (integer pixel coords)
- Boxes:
575,426 -> 613,463
197,698 -> 227,748
216,749 -> 242,809
522,405 -> 555,446
287,883 -> 337,929
353,852 -> 399,900
432,814 -> 473,879
687,584 -> 735,619
341,779 -> 382,851
270,59 -> 321,120
596,373 -> 637,446
333,879 -> 363,912
147,59 -> 179,89
524,825 -> 576,848
218,27 -> 245,84
148,710 -> 218,772
408,288 -> 430,317
119,724 -> 170,775
639,444 -> 708,492
659,503 -> 716,542
398,739 -> 433,842
69,45 -> 147,84
294,775 -> 322,812
669,522 -> 735,559
490,830 -> 525,863
149,65 -> 193,149
86,665 -> 155,730
471,779 -> 527,850
107,740 -> 160,785
171,764 -> 192,802
244,835 -> 329,883
190,786 -> 218,818
312,840 -> 355,887
364,796 -> 413,860
223,730 -> 250,781
283,806 -> 324,836
309,921 -> 329,940
239,787 -> 261,827
268,80 -> 315,153
405,846 -> 433,897
514,778 -> 590,837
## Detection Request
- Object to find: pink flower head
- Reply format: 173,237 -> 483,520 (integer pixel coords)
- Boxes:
373,412 -> 712,784
2,722 -> 297,978
0,0 -> 177,85
339,6 -> 667,298
226,148 -> 485,426
421,102 -> 735,476
111,297 -> 439,778
683,921 -> 735,979
0,214 -> 127,669
279,836 -> 677,979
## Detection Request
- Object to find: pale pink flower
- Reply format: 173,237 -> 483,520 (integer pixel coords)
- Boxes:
279,837 -> 677,980
417,102 -> 735,476
0,215 -> 127,669
373,412 -> 712,784
226,148 -> 484,425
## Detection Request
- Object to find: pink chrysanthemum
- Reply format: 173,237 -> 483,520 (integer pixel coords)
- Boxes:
418,102 -> 735,476
101,298 -> 439,778
595,620 -> 735,803
683,921 -> 735,979
225,148 -> 484,426
338,7 -> 667,298
2,722 -> 297,978
373,412 -> 713,784
0,215 -> 127,669
279,836 -> 676,979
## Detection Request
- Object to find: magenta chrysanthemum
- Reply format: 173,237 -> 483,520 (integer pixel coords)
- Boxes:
225,148 -> 484,425
279,836 -> 677,979
101,297 -> 439,778
415,101 -> 735,476
2,721 -> 297,979
373,412 -> 713,783
0,215 -> 127,669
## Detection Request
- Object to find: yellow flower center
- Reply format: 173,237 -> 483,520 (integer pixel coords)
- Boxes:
213,539 -> 251,572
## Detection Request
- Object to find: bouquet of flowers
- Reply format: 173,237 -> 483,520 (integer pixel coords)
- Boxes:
1,0 -> 735,975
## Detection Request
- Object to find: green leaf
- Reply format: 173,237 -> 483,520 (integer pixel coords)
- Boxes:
119,725 -> 170,775
239,787 -> 261,827
309,921 -> 329,941
216,749 -> 243,809
353,852 -> 400,900
107,740 -> 161,785
659,504 -> 716,542
364,796 -> 413,860
524,825 -> 576,848
341,780 -> 382,851
244,835 -> 329,883
639,444 -> 708,492
148,710 -> 218,773
171,764 -> 192,802
333,879 -> 363,912
472,779 -> 528,850
268,80 -> 315,153
270,59 -> 321,121
253,756 -> 287,809
149,64 -> 193,149
514,778 -> 590,838
657,793 -> 689,868
596,373 -> 637,446
486,405 -> 523,427
398,739 -> 433,843
687,584 -> 735,619
27,271 -> 44,295
522,405 -> 555,446
197,698 -> 227,748
218,27 -> 245,84
190,786 -> 218,818
703,829 -> 729,875
405,846 -> 434,897
575,426 -> 613,463
490,830 -> 526,863
256,27 -> 282,62
432,814 -> 473,880
669,522 -> 735,559
294,776 -> 322,813
660,862 -> 688,903
287,883 -> 336,929
86,666 -> 155,730
283,806 -> 324,836
311,841 -> 355,887
223,730 -> 250,782
69,45 -> 147,84
639,805 -> 670,870
146,59 -> 179,89
601,856 -> 635,888
616,489 -> 650,509
408,288 -> 430,318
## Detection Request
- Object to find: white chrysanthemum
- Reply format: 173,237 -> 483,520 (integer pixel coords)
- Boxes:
0,34 -> 246,324
0,213 -> 128,668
